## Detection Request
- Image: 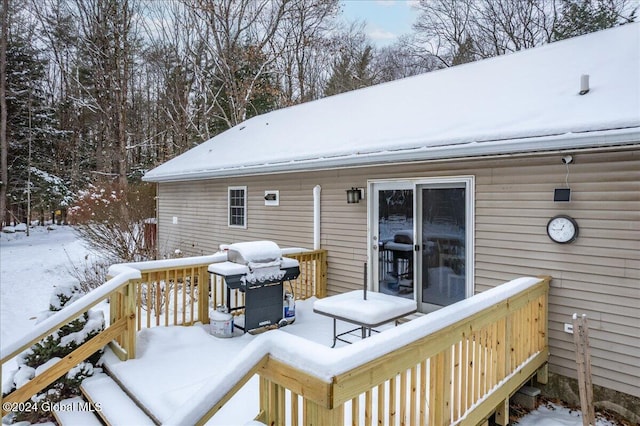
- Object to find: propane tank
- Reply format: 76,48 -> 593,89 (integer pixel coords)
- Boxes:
283,291 -> 296,325
210,305 -> 234,338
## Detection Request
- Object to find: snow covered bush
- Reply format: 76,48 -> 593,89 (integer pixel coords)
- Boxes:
2,283 -> 104,424
68,181 -> 156,262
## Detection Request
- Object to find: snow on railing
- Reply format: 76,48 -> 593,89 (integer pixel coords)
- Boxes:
1,248 -> 328,416
0,266 -> 141,362
107,253 -> 228,277
168,276 -> 550,425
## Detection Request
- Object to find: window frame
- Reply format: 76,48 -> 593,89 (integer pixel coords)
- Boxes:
228,186 -> 247,229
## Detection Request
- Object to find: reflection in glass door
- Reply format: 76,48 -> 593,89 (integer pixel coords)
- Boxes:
374,184 -> 414,300
371,178 -> 472,312
418,185 -> 466,310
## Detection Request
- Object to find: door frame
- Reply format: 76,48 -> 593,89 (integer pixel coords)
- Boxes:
367,176 -> 475,311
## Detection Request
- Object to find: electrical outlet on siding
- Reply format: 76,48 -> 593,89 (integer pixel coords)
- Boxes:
564,323 -> 574,334
172,216 -> 178,225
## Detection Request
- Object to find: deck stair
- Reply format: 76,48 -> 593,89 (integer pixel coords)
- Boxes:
79,372 -> 158,426
52,397 -> 103,426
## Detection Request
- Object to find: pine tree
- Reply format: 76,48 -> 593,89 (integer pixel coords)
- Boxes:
324,44 -> 375,96
553,0 -> 637,41
4,16 -> 62,225
452,37 -> 476,66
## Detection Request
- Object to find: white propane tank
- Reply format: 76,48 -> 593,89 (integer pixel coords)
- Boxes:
283,292 -> 296,325
210,305 -> 234,338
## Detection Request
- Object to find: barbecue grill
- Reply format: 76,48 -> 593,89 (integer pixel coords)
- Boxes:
208,241 -> 300,333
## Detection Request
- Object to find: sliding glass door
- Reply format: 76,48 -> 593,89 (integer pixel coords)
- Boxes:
417,184 -> 467,311
370,178 -> 473,313
372,181 -> 415,300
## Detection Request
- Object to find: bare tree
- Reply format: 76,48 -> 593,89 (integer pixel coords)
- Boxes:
411,0 -> 634,68
181,0 -> 288,131
142,1 -> 207,156
324,21 -> 378,96
273,0 -> 339,105
473,0 -> 554,56
374,40 -> 436,82
72,0 -> 140,190
411,0 -> 557,67
412,0 -> 477,67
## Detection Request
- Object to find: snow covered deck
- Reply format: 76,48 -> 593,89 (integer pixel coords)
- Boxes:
99,278 -> 550,426
1,248 -> 550,426
99,297 -> 400,425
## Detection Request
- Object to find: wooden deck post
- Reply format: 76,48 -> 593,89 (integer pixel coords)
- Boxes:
316,251 -> 327,298
494,398 -> 510,426
536,363 -> 549,385
304,400 -> 343,426
122,281 -> 137,360
198,266 -> 211,324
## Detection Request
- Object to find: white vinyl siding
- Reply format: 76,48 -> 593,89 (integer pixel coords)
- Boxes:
155,147 -> 640,400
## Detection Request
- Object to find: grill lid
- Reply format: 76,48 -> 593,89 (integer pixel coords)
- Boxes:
227,241 -> 282,265
208,240 -> 300,289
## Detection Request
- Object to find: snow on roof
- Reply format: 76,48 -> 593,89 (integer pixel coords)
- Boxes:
144,24 -> 640,183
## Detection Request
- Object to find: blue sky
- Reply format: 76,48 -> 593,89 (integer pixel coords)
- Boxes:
340,0 -> 420,46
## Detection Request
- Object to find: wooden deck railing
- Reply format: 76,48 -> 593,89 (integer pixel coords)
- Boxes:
0,267 -> 142,416
0,249 -> 327,416
212,249 -> 328,316
171,276 -> 550,426
111,249 -> 326,357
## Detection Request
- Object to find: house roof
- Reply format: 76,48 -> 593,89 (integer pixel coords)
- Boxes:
143,24 -> 640,183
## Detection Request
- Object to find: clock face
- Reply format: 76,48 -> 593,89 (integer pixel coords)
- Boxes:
547,215 -> 578,244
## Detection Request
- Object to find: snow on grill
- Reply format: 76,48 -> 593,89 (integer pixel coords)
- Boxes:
208,241 -> 300,333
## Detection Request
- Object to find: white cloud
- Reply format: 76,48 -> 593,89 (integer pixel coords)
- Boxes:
368,28 -> 397,41
375,0 -> 397,6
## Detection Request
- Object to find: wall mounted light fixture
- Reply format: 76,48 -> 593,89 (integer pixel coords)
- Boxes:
346,188 -> 364,204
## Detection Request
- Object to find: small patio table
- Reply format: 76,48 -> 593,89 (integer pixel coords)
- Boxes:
313,290 -> 417,347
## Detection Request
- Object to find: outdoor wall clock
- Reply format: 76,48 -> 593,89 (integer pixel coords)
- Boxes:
546,215 -> 579,244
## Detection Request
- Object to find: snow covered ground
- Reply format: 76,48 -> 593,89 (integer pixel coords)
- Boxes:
0,226 -> 97,350
0,226 -> 623,425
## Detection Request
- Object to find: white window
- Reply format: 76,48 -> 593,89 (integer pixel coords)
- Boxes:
228,186 -> 247,228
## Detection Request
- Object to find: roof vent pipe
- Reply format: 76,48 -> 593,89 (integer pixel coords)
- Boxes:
579,74 -> 590,95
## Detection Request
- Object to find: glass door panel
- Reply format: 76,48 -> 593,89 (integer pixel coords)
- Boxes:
375,186 -> 414,300
419,186 -> 466,309
371,178 -> 472,312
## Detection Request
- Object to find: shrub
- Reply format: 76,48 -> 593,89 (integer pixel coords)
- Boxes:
2,283 -> 104,424
68,182 -> 156,262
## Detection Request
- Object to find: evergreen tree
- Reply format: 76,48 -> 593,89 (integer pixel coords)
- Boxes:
324,44 -> 375,96
451,37 -> 477,66
553,0 -> 637,41
2,283 -> 104,424
4,20 -> 61,225
195,43 -> 281,137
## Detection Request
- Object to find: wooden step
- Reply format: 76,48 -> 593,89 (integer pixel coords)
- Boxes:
52,397 -> 103,426
81,373 -> 157,425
